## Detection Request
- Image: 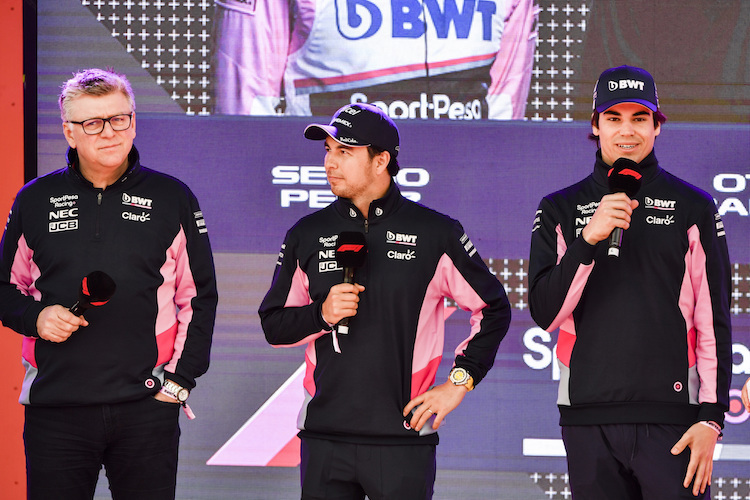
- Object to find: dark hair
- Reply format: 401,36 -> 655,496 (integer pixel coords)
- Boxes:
588,109 -> 668,144
367,145 -> 400,176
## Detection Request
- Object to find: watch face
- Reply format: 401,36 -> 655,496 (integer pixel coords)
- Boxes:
450,368 -> 468,384
177,388 -> 189,402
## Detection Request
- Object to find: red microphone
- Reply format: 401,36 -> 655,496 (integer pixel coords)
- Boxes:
334,232 -> 367,333
69,271 -> 117,316
607,158 -> 643,258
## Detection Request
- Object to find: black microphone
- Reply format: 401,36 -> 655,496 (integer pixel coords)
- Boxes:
69,271 -> 117,316
607,157 -> 643,258
334,232 -> 367,333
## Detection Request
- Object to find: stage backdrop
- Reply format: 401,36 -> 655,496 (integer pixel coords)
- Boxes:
0,1 -> 27,498
21,0 -> 750,499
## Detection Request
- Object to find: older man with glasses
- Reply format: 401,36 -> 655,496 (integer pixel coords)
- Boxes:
0,68 -> 218,500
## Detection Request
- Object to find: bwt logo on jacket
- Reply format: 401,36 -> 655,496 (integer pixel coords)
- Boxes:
122,193 -> 153,209
644,197 -> 676,210
608,79 -> 645,92
386,231 -> 417,246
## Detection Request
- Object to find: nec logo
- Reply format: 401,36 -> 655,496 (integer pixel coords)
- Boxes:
386,231 -> 417,246
644,197 -> 676,210
608,79 -> 645,92
122,193 -> 153,209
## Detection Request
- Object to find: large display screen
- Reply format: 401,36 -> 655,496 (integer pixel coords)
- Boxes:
35,1 -> 749,499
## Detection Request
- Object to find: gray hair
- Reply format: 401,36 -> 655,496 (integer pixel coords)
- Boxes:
59,68 -> 135,121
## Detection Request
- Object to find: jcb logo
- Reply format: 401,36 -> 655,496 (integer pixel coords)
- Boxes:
49,220 -> 78,232
319,261 -> 341,273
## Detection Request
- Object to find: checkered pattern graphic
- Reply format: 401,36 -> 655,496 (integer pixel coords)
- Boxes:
529,472 -> 750,499
81,0 -> 592,120
529,1 -> 589,122
731,264 -> 750,315
455,260 -> 750,315
81,0 -> 214,116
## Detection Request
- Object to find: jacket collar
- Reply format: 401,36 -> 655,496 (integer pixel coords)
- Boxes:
333,180 -> 404,223
592,148 -> 661,189
65,145 -> 141,189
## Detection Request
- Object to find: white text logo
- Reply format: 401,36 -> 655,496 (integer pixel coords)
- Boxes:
49,208 -> 79,233
386,231 -> 417,246
122,193 -> 153,209
609,79 -> 644,92
387,249 -> 416,261
122,211 -> 151,223
646,214 -> 675,226
644,197 -> 676,210
49,194 -> 78,208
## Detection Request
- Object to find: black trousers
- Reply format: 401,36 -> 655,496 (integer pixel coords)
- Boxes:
300,437 -> 436,500
562,424 -> 710,500
24,397 -> 181,500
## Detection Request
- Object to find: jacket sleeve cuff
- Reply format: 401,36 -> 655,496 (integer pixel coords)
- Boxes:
22,301 -> 47,338
316,301 -> 334,332
569,234 -> 597,265
697,403 -> 726,428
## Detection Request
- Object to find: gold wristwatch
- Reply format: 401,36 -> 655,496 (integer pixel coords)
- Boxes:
449,367 -> 474,391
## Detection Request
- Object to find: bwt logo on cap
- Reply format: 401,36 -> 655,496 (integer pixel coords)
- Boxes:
608,79 -> 645,92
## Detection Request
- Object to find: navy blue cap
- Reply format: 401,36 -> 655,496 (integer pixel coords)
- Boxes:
593,65 -> 659,112
304,103 -> 400,159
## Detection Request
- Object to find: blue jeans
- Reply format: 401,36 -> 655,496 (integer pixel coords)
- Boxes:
24,396 -> 181,500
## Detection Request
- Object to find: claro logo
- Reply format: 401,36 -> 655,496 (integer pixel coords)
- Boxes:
271,166 -> 430,208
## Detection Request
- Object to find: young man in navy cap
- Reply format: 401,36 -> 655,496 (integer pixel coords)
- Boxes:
528,65 -> 732,499
259,103 -> 511,499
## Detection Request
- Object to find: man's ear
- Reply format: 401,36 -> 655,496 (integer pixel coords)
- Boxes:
375,151 -> 391,175
63,122 -> 77,149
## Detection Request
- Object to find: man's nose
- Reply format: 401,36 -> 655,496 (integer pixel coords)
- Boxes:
619,121 -> 635,135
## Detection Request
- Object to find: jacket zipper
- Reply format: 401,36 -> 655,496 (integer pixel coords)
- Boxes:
95,191 -> 103,238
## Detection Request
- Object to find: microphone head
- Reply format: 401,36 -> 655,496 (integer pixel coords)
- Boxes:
335,232 -> 367,268
608,157 -> 643,198
79,270 -> 117,307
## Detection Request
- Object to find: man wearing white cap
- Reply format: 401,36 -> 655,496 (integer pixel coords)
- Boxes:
259,103 -> 511,499
528,66 -> 732,499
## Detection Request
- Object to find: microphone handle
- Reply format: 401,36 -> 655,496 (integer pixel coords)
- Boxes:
339,267 -> 356,328
608,227 -> 624,258
69,301 -> 85,316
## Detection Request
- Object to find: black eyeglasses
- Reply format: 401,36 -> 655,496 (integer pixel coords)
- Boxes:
67,113 -> 133,135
